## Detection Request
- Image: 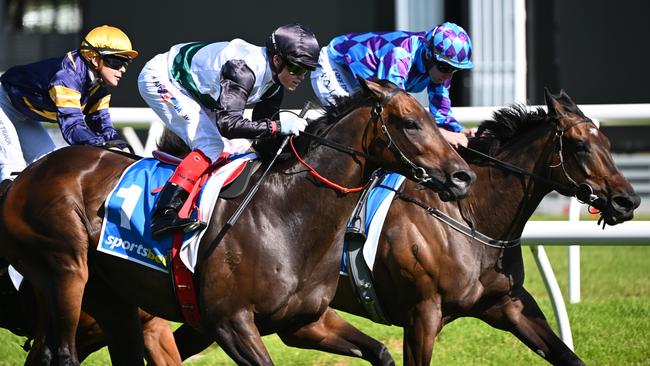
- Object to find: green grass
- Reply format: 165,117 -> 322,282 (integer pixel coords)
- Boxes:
1,246 -> 649,365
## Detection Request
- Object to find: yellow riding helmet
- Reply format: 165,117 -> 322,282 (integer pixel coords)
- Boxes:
80,25 -> 138,59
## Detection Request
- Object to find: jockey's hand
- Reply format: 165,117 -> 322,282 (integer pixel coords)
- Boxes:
439,129 -> 469,148
279,113 -> 308,136
462,127 -> 478,138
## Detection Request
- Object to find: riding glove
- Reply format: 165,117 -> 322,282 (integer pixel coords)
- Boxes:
279,113 -> 308,136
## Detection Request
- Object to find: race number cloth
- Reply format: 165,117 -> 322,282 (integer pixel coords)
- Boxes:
98,154 -> 256,273
341,173 -> 406,274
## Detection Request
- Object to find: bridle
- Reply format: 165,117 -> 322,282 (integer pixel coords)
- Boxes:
296,88 -> 452,194
463,116 -> 602,208
396,115 -> 607,249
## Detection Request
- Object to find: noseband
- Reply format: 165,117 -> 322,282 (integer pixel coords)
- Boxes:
549,118 -> 601,207
463,117 -> 601,208
370,99 -> 431,184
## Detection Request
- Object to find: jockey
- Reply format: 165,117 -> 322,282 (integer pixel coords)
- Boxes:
0,25 -> 137,181
138,23 -> 320,238
311,22 -> 474,148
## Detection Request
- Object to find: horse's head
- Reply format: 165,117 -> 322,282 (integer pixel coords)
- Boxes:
544,88 -> 640,225
358,78 -> 475,201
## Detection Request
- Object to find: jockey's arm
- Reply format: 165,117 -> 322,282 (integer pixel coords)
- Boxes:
215,60 -> 279,139
427,81 -> 468,148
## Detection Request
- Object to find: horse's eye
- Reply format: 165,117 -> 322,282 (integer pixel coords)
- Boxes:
401,118 -> 420,130
574,140 -> 590,153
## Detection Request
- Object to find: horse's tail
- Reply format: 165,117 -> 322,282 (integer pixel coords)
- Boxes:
156,128 -> 191,158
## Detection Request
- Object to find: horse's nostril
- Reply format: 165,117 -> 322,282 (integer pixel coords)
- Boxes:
613,194 -> 641,211
451,169 -> 476,187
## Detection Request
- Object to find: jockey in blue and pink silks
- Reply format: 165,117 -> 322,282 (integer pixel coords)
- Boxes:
311,22 -> 474,148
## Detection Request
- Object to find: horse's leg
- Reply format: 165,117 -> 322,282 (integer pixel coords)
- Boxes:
478,286 -> 585,366
402,300 -> 443,366
278,307 -> 395,366
82,277 -> 146,366
139,311 -> 183,366
22,256 -> 88,366
208,309 -> 274,365
174,324 -> 214,361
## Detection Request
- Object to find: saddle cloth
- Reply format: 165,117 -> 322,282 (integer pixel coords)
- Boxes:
341,172 -> 406,274
97,153 -> 256,273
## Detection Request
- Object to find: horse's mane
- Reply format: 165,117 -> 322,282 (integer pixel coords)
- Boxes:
247,79 -> 400,164
468,104 -> 550,156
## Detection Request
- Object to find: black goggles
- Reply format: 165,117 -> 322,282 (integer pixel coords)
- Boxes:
435,60 -> 460,74
102,54 -> 132,70
285,62 -> 309,76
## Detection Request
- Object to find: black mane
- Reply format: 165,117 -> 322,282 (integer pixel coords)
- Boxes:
468,104 -> 550,156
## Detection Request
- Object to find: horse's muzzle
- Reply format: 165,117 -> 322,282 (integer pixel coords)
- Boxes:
604,192 -> 641,225
437,168 -> 476,202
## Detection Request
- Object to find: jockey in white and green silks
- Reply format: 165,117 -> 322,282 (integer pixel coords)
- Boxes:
138,24 -> 320,238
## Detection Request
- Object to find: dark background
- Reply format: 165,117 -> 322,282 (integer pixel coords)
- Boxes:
81,0 -> 395,108
1,0 -> 648,151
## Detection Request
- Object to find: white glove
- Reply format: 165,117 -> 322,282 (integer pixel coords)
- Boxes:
279,113 -> 308,136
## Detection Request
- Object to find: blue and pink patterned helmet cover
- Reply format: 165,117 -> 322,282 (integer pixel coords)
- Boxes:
426,22 -> 473,69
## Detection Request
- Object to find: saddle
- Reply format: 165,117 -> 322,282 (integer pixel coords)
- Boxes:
152,150 -> 260,199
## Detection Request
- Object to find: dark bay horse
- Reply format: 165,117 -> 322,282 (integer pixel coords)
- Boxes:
170,89 -> 640,365
327,89 -> 640,365
0,79 -> 475,365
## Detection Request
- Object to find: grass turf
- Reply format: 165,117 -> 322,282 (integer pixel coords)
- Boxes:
1,245 -> 648,365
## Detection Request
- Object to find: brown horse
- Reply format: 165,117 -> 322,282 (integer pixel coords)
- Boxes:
171,89 -> 640,365
0,266 -> 182,364
0,79 -> 475,365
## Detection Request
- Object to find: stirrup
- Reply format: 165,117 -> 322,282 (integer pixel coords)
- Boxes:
151,213 -> 207,238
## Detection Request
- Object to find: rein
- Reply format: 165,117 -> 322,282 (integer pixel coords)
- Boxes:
396,192 -> 522,248
397,117 -> 601,249
462,118 -> 601,206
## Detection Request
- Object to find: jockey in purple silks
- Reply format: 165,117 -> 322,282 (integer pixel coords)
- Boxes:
312,22 -> 474,148
0,25 -> 137,181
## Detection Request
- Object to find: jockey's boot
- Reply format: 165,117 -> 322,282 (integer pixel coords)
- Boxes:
151,150 -> 211,238
150,182 -> 206,238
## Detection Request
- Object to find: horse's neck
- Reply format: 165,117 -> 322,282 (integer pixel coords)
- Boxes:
272,108 -> 375,249
466,132 -> 555,240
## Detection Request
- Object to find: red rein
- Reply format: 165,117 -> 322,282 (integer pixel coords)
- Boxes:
289,136 -> 368,193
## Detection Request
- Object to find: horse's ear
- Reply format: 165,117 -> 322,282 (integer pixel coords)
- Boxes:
544,87 -> 561,118
357,76 -> 385,101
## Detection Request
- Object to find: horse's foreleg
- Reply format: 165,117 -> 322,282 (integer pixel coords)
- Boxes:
403,300 -> 442,366
278,307 -> 395,366
478,286 -> 585,366
209,309 -> 273,365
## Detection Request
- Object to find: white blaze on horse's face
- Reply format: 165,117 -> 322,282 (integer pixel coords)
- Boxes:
589,127 -> 599,137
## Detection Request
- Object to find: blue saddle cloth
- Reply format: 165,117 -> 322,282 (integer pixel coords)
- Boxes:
97,158 -> 198,273
341,172 -> 405,273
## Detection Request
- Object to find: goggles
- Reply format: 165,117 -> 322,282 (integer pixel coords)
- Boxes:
285,62 -> 309,76
81,38 -> 132,70
102,54 -> 131,70
435,60 -> 460,74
